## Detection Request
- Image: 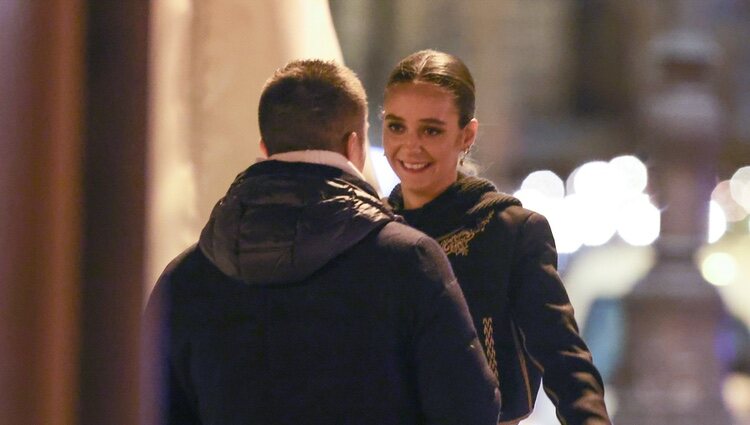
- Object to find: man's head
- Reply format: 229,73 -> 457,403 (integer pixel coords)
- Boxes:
258,59 -> 368,170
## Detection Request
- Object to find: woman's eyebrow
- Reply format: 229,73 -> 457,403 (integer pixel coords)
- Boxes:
383,114 -> 446,126
419,118 -> 447,126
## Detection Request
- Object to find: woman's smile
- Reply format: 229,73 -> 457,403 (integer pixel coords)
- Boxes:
399,160 -> 430,171
382,81 -> 476,208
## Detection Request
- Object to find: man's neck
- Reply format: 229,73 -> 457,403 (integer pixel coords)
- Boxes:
266,150 -> 366,181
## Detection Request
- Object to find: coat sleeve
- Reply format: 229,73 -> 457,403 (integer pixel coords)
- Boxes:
410,237 -> 502,425
508,212 -> 612,425
144,266 -> 203,425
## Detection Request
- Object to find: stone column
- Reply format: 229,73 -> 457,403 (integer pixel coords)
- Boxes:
612,29 -> 731,424
79,3 -> 150,425
147,0 -> 352,289
0,2 -> 83,424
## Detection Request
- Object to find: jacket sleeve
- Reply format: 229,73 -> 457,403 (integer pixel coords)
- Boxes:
144,268 -> 203,425
410,237 -> 502,425
508,212 -> 611,425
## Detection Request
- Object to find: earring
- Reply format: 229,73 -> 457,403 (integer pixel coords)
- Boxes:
459,148 -> 469,166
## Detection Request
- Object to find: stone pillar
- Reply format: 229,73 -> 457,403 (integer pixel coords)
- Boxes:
0,2 -> 83,424
147,0 -> 351,289
612,29 -> 731,424
79,3 -> 150,425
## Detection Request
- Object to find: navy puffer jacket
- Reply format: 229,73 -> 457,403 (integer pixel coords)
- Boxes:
147,160 -> 501,425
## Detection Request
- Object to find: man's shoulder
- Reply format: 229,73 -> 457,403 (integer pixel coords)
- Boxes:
158,244 -> 209,280
372,220 -> 437,251
366,221 -> 455,285
150,244 -> 230,298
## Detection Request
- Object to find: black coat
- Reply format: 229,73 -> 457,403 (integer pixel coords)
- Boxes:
146,161 -> 501,425
388,175 -> 611,425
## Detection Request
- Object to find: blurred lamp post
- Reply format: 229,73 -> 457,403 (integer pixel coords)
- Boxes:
613,29 -> 732,424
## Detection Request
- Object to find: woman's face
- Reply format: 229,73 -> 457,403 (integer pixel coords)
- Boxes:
383,82 -> 476,209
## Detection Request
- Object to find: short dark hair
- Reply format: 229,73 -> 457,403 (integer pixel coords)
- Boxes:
258,59 -> 367,155
386,50 -> 475,128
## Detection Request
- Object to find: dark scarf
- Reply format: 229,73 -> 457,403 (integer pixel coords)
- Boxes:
387,174 -> 520,239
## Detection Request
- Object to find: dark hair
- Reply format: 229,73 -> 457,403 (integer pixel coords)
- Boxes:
386,49 -> 475,127
258,59 -> 367,155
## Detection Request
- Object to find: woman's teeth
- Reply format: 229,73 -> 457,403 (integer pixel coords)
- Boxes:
402,161 -> 428,170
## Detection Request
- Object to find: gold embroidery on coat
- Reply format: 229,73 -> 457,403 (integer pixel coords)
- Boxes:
482,317 -> 499,380
438,212 -> 493,256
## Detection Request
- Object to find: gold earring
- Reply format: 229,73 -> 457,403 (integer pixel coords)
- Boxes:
459,148 -> 469,166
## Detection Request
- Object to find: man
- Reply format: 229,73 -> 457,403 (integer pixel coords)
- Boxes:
146,59 -> 500,424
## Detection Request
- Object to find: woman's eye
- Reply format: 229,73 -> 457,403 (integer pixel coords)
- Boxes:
424,127 -> 443,136
387,123 -> 405,133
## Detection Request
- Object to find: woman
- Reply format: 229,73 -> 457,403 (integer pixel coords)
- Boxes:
382,50 -> 611,425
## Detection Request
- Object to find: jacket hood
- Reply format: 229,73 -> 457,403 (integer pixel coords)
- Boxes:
199,161 -> 395,285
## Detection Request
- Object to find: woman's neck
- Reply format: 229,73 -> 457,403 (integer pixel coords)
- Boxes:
402,190 -> 434,210
401,178 -> 458,210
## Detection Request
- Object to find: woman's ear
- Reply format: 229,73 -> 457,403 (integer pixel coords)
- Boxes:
462,118 -> 479,150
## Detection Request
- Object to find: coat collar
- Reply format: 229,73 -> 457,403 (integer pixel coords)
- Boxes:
388,174 -> 520,238
265,149 -> 366,181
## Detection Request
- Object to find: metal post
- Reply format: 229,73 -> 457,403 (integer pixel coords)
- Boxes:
612,28 -> 732,424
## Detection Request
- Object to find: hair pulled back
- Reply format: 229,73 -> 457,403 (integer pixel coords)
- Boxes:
386,49 -> 475,128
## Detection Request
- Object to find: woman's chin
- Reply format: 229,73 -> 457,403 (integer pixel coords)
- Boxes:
398,179 -> 437,196
397,173 -> 432,190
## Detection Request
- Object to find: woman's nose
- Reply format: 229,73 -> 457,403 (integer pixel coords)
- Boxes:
403,133 -> 422,150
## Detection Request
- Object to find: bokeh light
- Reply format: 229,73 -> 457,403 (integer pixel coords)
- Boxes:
730,166 -> 750,212
565,166 -> 579,196
514,188 -> 553,218
700,252 -> 738,286
519,156 -> 659,252
368,156 -> 749,256
368,146 -> 399,196
609,155 -> 649,197
616,194 -> 661,246
572,161 -> 612,197
708,201 -> 727,243
578,198 -> 618,247
711,180 -> 748,222
521,170 -> 565,200
550,196 -> 584,253
514,158 -> 750,252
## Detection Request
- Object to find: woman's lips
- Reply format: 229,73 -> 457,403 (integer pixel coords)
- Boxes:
400,160 -> 430,171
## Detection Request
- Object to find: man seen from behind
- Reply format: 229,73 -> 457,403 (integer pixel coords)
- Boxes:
146,59 -> 501,424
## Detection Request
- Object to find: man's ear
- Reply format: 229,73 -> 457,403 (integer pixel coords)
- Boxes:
259,139 -> 269,158
345,132 -> 366,172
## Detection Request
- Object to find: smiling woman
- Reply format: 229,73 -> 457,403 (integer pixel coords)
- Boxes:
382,49 -> 612,425
382,49 -> 478,209
383,81 -> 477,208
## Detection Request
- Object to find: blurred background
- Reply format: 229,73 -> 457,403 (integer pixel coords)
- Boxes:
1,0 -> 749,424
